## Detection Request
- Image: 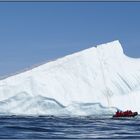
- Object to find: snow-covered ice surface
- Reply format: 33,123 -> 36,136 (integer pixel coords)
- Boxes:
0,40 -> 140,116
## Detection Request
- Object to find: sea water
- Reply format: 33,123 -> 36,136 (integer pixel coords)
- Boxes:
0,115 -> 139,139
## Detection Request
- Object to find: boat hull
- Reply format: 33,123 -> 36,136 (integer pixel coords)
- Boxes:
113,112 -> 138,118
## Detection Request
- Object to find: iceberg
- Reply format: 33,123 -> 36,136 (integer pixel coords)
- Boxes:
0,40 -> 140,116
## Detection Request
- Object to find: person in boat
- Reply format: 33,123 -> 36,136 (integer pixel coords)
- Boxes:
124,110 -> 128,116
114,109 -> 138,117
116,110 -> 122,116
116,110 -> 119,115
128,110 -> 132,115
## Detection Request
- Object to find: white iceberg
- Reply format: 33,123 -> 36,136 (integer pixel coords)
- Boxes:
0,40 -> 139,116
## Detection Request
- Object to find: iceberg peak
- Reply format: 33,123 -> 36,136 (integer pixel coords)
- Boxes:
96,40 -> 123,55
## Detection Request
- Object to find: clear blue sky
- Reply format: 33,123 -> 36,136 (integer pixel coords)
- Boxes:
0,2 -> 140,76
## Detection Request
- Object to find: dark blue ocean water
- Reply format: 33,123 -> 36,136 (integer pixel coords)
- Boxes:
0,115 -> 140,139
